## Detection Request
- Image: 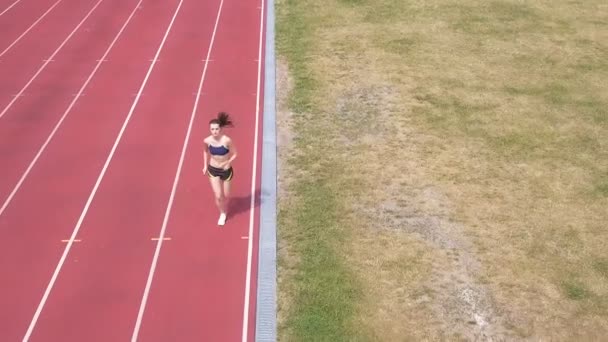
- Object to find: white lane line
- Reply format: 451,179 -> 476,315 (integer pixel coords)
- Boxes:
0,0 -> 144,218
0,0 -> 63,58
130,1 -> 225,340
0,0 -> 23,17
22,0 -> 184,340
242,0 -> 266,340
0,0 -> 105,120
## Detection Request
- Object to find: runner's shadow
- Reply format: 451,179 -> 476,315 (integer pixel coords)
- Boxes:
228,189 -> 262,219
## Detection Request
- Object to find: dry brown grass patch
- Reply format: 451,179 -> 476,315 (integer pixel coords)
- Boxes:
277,0 -> 608,340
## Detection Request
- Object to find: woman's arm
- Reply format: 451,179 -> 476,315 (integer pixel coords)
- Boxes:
202,139 -> 209,173
226,138 -> 237,166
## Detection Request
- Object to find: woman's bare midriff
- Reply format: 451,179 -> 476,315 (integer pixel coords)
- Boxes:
209,154 -> 230,169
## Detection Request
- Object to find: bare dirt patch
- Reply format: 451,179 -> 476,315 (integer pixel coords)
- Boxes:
275,57 -> 298,339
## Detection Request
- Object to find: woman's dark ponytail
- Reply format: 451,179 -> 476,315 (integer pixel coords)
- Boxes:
209,111 -> 233,127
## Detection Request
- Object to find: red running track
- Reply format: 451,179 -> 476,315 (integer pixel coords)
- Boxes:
0,0 -> 264,340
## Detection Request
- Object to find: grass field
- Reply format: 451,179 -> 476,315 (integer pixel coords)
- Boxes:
275,0 -> 608,340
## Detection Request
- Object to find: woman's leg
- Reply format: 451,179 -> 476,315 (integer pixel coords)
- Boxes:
222,178 -> 232,216
208,176 -> 224,213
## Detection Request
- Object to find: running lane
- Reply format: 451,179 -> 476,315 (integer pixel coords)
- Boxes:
0,0 -> 60,52
135,0 -> 264,340
0,0 -> 102,101
0,0 -> 140,220
0,0 -> 24,15
25,0 -> 221,340
0,1 -> 181,340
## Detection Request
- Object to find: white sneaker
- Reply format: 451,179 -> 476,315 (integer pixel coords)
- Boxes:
218,213 -> 226,226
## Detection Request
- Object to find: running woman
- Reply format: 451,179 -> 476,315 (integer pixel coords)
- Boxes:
203,112 -> 237,226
